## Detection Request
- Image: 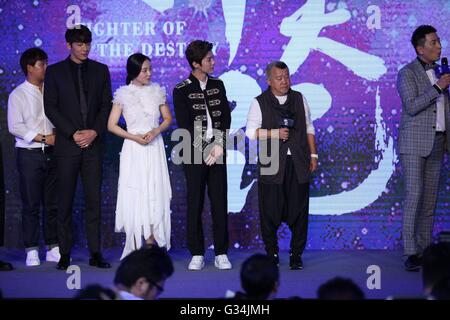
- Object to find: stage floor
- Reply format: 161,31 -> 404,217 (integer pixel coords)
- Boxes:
0,248 -> 423,299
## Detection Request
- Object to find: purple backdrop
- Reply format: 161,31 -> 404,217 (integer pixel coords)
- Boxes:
0,0 -> 449,251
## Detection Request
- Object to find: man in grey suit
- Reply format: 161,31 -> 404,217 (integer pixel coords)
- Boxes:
397,25 -> 450,271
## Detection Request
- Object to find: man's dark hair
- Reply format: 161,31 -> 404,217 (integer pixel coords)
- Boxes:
265,61 -> 289,80
411,25 -> 437,52
19,47 -> 48,76
126,53 -> 151,85
317,277 -> 365,300
114,246 -> 174,289
65,24 -> 92,44
240,254 -> 279,299
185,40 -> 213,70
422,242 -> 450,292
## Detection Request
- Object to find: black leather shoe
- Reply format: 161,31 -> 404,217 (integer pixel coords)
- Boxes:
289,253 -> 303,270
89,253 -> 111,269
0,260 -> 13,271
404,254 -> 421,272
56,255 -> 71,270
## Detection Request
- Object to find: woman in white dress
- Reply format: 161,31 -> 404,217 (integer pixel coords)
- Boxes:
108,53 -> 172,260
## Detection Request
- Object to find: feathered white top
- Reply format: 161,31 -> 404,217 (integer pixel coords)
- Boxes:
112,83 -> 166,134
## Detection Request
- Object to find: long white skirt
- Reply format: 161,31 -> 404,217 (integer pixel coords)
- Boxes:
115,135 -> 172,260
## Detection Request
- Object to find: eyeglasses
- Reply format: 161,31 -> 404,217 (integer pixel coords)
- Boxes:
147,278 -> 164,294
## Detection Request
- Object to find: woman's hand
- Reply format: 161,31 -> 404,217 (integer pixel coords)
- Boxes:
143,128 -> 160,143
133,134 -> 149,145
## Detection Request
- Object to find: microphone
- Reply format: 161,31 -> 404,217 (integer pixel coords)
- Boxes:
441,57 -> 449,75
441,58 -> 450,96
279,118 -> 294,129
278,118 -> 294,142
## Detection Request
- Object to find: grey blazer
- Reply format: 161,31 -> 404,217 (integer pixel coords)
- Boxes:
397,58 -> 449,156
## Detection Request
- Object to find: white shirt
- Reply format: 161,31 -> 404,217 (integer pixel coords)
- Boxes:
426,69 -> 446,132
118,290 -> 143,300
245,94 -> 315,155
7,80 -> 54,148
199,77 -> 213,139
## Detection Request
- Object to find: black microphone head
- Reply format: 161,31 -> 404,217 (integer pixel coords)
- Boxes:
279,118 -> 294,128
441,57 -> 450,74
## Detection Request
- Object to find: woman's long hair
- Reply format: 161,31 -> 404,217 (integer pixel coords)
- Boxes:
126,53 -> 151,85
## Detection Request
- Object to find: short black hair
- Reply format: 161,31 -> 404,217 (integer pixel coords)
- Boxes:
422,242 -> 450,292
265,61 -> 289,80
411,25 -> 437,52
185,40 -> 213,70
317,277 -> 365,300
65,24 -> 92,44
114,246 -> 174,289
240,254 -> 279,299
126,53 -> 151,85
19,47 -> 48,75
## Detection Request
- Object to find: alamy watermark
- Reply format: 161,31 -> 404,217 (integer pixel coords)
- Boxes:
66,265 -> 81,290
366,264 -> 381,290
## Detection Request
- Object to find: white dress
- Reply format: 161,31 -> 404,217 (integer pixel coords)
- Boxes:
113,83 -> 172,260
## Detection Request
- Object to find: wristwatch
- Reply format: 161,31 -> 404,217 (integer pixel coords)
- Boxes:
311,154 -> 318,159
41,135 -> 46,144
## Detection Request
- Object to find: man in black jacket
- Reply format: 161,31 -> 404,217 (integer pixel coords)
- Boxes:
44,25 -> 112,270
173,40 -> 232,271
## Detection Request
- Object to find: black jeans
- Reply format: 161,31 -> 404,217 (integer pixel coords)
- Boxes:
16,148 -> 58,250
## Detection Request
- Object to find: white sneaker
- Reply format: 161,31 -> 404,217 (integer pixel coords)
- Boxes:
188,255 -> 205,270
26,250 -> 41,266
214,254 -> 232,270
46,246 -> 61,262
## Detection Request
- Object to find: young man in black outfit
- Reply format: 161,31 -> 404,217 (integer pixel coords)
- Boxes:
173,40 -> 232,270
44,25 -> 112,270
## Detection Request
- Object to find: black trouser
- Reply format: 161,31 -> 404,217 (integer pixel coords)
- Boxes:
16,148 -> 58,250
258,156 -> 309,256
56,151 -> 102,256
183,163 -> 228,256
0,142 -> 5,247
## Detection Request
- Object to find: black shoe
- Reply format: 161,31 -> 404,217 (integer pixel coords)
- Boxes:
89,253 -> 111,269
289,253 -> 303,270
0,260 -> 13,271
56,255 -> 71,270
404,254 -> 421,272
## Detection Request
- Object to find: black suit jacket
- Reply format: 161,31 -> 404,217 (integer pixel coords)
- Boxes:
44,58 -> 112,156
173,74 -> 231,149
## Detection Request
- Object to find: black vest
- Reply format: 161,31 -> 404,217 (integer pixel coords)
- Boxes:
256,88 -> 310,184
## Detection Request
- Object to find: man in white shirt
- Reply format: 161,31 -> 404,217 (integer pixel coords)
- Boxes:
7,48 -> 60,266
246,61 -> 318,270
